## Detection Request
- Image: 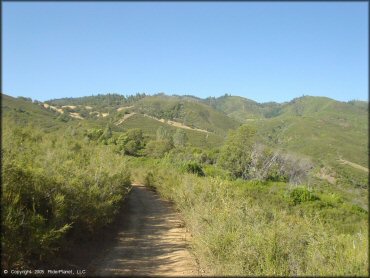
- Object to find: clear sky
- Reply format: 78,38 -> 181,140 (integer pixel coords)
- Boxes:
2,2 -> 368,103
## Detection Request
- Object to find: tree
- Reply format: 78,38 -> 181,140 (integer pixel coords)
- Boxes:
99,123 -> 113,142
57,113 -> 70,123
117,129 -> 144,156
85,128 -> 103,141
144,127 -> 175,157
218,124 -> 256,179
145,140 -> 173,158
173,129 -> 188,148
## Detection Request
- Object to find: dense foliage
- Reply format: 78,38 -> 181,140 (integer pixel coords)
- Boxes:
1,122 -> 131,268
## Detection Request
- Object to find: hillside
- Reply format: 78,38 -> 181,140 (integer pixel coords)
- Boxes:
132,95 -> 240,135
3,93 -> 367,168
3,93 -> 368,174
211,95 -> 368,183
2,94 -> 67,132
252,96 -> 368,192
1,94 -> 227,149
46,94 -> 240,136
255,96 -> 368,167
207,95 -> 281,121
116,113 -> 224,148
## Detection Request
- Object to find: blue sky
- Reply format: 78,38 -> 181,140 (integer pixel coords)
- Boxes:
3,2 -> 368,103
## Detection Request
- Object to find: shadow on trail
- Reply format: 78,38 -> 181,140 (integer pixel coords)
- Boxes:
86,185 -> 198,276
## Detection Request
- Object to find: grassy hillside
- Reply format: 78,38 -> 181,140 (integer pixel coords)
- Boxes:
208,95 -> 283,121
1,94 -> 226,149
132,95 -> 240,136
4,93 -> 367,171
35,93 -> 241,146
45,94 -> 240,135
212,94 -> 368,179
254,96 -> 368,166
119,113 -> 224,149
2,94 -> 123,135
2,94 -> 66,132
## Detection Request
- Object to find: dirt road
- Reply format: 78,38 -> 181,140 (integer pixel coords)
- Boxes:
90,184 -> 199,276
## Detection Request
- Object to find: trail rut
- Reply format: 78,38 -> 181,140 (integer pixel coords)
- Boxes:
90,184 -> 199,276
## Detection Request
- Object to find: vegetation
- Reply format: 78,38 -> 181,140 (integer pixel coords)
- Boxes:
132,159 -> 368,276
1,93 -> 368,275
2,120 -> 131,268
116,128 -> 145,156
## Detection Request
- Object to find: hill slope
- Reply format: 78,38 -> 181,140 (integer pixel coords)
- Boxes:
3,93 -> 367,175
1,94 -> 227,148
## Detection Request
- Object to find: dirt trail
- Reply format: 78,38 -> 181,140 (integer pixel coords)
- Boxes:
115,112 -> 137,125
90,184 -> 199,276
143,114 -> 209,133
338,159 -> 369,172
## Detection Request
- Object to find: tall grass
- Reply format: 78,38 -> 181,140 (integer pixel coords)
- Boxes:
133,159 -> 368,276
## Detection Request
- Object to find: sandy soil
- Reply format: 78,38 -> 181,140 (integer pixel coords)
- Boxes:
43,103 -> 64,114
62,105 -> 77,109
90,184 -> 199,277
69,112 -> 84,120
116,112 -> 137,125
117,105 -> 134,112
143,114 -> 209,133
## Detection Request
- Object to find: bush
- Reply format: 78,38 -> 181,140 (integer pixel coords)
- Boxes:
288,186 -> 319,205
173,129 -> 188,147
2,162 -> 71,267
144,171 -> 157,191
218,125 -> 257,179
183,162 -> 205,176
2,124 -> 132,268
145,140 -> 174,158
116,128 -> 145,156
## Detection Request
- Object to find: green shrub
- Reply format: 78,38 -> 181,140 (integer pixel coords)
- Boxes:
2,124 -> 132,268
116,128 -> 145,156
288,186 -> 320,205
2,162 -> 71,268
218,125 -> 256,179
144,171 -> 156,190
145,140 -> 173,158
183,162 -> 205,176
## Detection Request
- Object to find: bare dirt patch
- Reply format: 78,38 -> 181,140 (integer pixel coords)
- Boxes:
143,114 -> 209,133
117,105 -> 134,112
62,105 -> 77,109
89,184 -> 199,276
43,103 -> 64,114
69,112 -> 84,120
316,167 -> 336,184
116,112 -> 137,125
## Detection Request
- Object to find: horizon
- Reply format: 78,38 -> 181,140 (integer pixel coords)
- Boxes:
3,2 -> 368,103
3,91 -> 367,105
